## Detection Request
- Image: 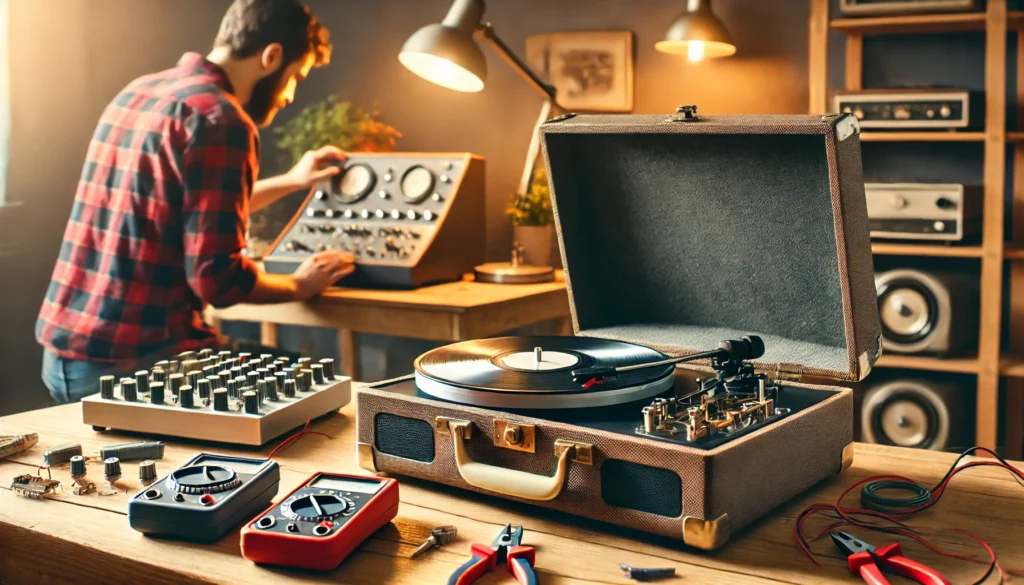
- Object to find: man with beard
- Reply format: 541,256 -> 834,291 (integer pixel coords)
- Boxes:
36,0 -> 354,404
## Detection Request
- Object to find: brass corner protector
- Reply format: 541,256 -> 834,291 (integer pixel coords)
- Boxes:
840,442 -> 855,473
682,514 -> 730,550
357,442 -> 379,473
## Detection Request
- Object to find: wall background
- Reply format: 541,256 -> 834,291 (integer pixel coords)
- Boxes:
0,0 -> 994,415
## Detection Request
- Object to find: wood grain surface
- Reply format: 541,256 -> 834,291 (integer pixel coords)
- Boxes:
1,401 -> 1022,584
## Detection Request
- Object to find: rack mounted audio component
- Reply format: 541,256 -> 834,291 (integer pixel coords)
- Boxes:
263,153 -> 485,288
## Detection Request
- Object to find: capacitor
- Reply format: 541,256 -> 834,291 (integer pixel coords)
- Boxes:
139,460 -> 157,484
148,382 -> 163,405
69,455 -> 87,479
311,364 -> 325,385
99,375 -> 115,399
43,443 -> 83,467
104,457 -> 122,482
168,373 -> 184,395
213,388 -> 229,412
179,385 -> 195,408
197,378 -> 212,400
264,377 -> 279,401
283,379 -> 296,398
319,358 -> 335,380
642,407 -> 656,433
122,379 -> 138,403
101,441 -> 164,461
134,370 -> 149,395
151,367 -> 165,384
243,391 -> 259,414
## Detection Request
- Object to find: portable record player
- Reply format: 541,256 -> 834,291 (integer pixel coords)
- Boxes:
356,107 -> 882,549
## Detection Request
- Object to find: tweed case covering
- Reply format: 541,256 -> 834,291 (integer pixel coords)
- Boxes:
357,374 -> 853,545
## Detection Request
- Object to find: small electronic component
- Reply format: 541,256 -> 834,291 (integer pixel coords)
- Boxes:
139,460 -> 157,484
12,472 -> 61,499
620,563 -> 676,582
240,472 -> 399,571
101,441 -> 165,462
43,442 -> 82,467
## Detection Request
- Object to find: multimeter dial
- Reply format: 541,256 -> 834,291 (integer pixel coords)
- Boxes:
284,493 -> 351,522
167,465 -> 241,494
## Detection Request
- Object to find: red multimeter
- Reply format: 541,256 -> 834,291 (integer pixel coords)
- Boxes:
240,472 -> 399,571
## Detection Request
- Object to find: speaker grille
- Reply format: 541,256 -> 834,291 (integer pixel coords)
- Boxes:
374,413 -> 435,462
601,459 -> 682,517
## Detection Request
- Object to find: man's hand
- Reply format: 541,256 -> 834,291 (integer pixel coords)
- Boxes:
293,250 -> 355,300
285,145 -> 347,189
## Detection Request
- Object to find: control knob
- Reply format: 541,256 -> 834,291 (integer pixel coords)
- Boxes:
379,190 -> 389,199
104,457 -> 122,482
134,371 -> 149,395
168,463 -> 241,494
285,493 -> 351,522
406,210 -> 418,221
431,193 -> 444,202
360,209 -> 371,219
423,210 -> 435,221
893,105 -> 911,120
179,385 -> 195,408
100,375 -> 115,400
343,209 -> 354,219
391,210 -> 402,220
935,197 -> 953,209
375,209 -> 386,219
890,195 -> 908,210
939,104 -> 952,118
243,390 -> 259,414
314,191 -> 329,201
933,221 -> 946,232
70,455 -> 87,480
852,107 -> 864,120
139,460 -> 157,484
213,388 -> 229,411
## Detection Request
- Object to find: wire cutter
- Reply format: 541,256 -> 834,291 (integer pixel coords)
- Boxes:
448,523 -> 538,585
831,531 -> 949,585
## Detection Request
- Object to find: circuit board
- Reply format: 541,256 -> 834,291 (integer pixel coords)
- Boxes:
82,350 -> 350,446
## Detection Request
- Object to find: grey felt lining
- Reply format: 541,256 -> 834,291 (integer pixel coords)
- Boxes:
544,132 -> 849,374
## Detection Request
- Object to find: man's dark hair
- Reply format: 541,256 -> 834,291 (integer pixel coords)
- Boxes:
214,0 -> 331,67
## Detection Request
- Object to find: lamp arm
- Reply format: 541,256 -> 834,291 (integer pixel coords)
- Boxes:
476,23 -> 557,103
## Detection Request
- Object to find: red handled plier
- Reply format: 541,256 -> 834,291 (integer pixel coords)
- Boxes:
831,532 -> 949,585
448,523 -> 538,585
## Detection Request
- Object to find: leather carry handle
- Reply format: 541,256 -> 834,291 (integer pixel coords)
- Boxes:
439,418 -> 590,501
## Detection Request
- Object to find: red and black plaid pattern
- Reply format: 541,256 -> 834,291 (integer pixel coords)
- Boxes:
37,53 -> 260,364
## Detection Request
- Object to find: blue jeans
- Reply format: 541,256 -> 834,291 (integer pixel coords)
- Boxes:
42,350 -> 128,405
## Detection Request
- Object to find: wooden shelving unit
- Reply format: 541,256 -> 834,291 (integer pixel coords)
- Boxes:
859,131 -> 985,142
810,0 -> 1023,456
871,243 -> 984,257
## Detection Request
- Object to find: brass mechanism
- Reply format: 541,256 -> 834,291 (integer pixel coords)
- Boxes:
554,439 -> 593,465
682,514 -> 730,550
493,420 -> 536,453
435,417 -> 473,439
357,442 -> 379,473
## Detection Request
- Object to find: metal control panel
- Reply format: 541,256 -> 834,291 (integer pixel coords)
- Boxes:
865,183 -> 982,242
264,153 -> 485,288
833,90 -> 982,129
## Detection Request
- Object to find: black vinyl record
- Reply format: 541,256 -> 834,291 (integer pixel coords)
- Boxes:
414,336 -> 675,409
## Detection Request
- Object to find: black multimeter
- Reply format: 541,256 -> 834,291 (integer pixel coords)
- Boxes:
128,453 -> 279,542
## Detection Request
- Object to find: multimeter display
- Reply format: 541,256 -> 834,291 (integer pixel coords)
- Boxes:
128,452 -> 280,542
240,472 -> 399,571
309,476 -> 383,493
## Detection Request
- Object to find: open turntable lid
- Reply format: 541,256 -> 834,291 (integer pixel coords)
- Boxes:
538,110 -> 882,382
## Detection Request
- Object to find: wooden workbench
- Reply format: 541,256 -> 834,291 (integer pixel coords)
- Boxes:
208,276 -> 571,380
1,401 -> 1021,584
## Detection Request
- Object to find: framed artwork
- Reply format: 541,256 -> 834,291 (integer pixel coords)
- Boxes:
525,30 -> 634,113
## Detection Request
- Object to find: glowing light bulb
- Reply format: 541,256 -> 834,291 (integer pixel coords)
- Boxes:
688,41 -> 705,62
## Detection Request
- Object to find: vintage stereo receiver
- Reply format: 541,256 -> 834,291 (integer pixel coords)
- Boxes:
834,89 -> 981,129
875,268 -> 979,356
357,110 -> 882,550
865,183 -> 982,242
858,376 -> 972,452
839,0 -> 983,16
263,153 -> 485,288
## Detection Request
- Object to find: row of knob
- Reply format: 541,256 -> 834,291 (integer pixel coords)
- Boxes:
286,239 -> 412,259
842,104 -> 954,120
301,224 -> 423,239
307,208 -> 437,222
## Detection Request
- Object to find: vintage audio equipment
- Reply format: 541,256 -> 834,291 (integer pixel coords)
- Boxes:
865,183 -> 982,242
240,473 -> 399,570
82,350 -> 350,446
263,153 -> 485,288
128,453 -> 280,542
875,269 -> 979,356
356,111 -> 882,550
833,89 -> 981,129
860,377 -> 970,451
839,0 -> 983,17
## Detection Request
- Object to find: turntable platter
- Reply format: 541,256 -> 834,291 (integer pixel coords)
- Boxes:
414,336 -> 675,409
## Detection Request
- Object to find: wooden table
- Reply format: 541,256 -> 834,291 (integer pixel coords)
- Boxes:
208,275 -> 571,380
1,403 -> 1022,584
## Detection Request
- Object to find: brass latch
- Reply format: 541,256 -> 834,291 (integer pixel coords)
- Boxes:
493,420 -> 536,453
435,417 -> 473,439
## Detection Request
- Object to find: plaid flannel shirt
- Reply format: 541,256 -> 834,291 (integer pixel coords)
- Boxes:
36,53 -> 260,364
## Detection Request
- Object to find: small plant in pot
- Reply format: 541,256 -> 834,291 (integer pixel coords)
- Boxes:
506,165 -> 555,267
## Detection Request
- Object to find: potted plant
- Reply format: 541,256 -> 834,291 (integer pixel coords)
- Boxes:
248,97 -> 401,257
506,164 -> 556,267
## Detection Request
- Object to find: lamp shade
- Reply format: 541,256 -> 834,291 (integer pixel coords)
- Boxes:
655,0 -> 736,62
399,0 -> 488,92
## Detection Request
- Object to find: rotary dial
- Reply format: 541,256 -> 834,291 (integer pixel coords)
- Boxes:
333,164 -> 376,204
167,464 -> 240,494
284,493 -> 351,522
400,165 -> 435,203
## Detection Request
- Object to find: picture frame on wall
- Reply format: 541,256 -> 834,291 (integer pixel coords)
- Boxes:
525,30 -> 634,113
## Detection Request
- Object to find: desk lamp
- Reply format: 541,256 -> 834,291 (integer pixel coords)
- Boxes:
399,0 -> 556,284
